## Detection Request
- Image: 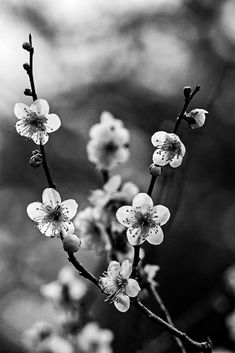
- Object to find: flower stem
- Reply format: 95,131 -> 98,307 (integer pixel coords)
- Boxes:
148,283 -> 186,353
132,298 -> 212,353
26,34 -> 56,189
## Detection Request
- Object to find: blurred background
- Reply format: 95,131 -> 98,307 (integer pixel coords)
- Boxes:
1,0 -> 235,352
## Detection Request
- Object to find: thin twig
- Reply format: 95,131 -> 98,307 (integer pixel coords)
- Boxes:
148,283 -> 186,353
132,298 -> 212,353
26,34 -> 56,189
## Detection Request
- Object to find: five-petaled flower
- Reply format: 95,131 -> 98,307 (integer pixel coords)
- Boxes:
87,111 -> 130,170
14,99 -> 61,145
99,260 -> 141,312
151,131 -> 186,168
27,188 -> 78,237
186,108 -> 208,129
116,193 -> 170,246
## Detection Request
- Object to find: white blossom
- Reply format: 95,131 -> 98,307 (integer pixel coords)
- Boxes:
14,99 -> 61,145
187,108 -> 208,129
77,322 -> 114,353
116,193 -> 170,246
99,260 -> 141,312
151,131 -> 185,168
27,188 -> 78,237
87,111 -> 130,170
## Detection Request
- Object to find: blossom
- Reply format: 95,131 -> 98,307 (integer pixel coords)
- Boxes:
37,335 -> 73,353
87,111 -> 130,170
14,99 -> 61,145
74,207 -> 111,253
116,193 -> 170,246
22,321 -> 53,351
27,188 -> 78,237
187,108 -> 208,129
99,260 -> 141,312
151,131 -> 186,168
77,322 -> 114,353
40,265 -> 87,304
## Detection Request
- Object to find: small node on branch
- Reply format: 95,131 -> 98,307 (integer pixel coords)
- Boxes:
22,42 -> 32,51
24,88 -> 32,97
183,86 -> 191,99
30,150 -> 43,168
23,63 -> 30,72
149,163 -> 162,177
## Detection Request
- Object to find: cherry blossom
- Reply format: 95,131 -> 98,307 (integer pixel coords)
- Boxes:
187,108 -> 208,129
14,99 -> 61,145
87,111 -> 130,170
27,188 -> 78,237
77,322 -> 114,353
151,131 -> 186,168
116,193 -> 170,246
99,260 -> 141,312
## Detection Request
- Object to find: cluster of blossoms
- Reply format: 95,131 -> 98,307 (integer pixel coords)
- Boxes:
15,42 -> 210,353
23,267 -> 114,353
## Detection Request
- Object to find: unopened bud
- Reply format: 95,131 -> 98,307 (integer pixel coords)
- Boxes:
22,42 -> 32,51
186,108 -> 208,129
24,88 -> 32,97
30,152 -> 43,168
149,163 -> 162,176
63,234 -> 81,253
23,63 -> 30,72
183,86 -> 191,99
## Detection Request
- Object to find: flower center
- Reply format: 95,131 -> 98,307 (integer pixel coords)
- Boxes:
135,211 -> 152,227
26,112 -> 48,132
162,139 -> 181,156
104,141 -> 119,153
46,205 -> 63,222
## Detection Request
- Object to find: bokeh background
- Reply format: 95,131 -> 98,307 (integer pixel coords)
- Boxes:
1,0 -> 235,352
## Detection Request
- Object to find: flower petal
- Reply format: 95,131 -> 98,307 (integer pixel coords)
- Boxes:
42,188 -> 61,208
38,221 -> 57,237
114,294 -> 130,312
126,278 -> 141,297
61,200 -> 79,220
152,205 -> 170,226
120,260 -> 132,279
30,99 -> 49,115
60,221 -> 75,234
16,120 -> 29,137
107,261 -> 121,277
31,131 -> 49,145
132,193 -> 153,213
104,175 -> 121,193
14,103 -> 30,119
44,113 -> 61,133
152,149 -> 169,166
116,206 -> 136,227
169,155 -> 183,168
151,131 -> 168,146
127,227 -> 145,246
27,202 -> 47,222
147,226 -> 164,245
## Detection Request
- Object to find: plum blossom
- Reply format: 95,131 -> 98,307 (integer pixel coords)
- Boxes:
99,260 -> 141,312
40,265 -> 87,305
87,111 -> 130,170
22,321 -> 53,351
187,108 -> 208,129
116,193 -> 170,246
151,131 -> 186,168
27,188 -> 78,237
74,207 -> 111,253
14,99 -> 61,145
77,322 -> 114,353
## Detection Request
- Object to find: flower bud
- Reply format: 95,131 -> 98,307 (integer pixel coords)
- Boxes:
63,234 -> 81,253
183,86 -> 192,99
22,42 -> 32,51
186,108 -> 208,129
30,152 -> 43,168
149,163 -> 162,176
23,63 -> 30,72
24,88 -> 32,97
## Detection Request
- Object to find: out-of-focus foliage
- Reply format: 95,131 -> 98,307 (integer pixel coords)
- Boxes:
1,0 -> 235,352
